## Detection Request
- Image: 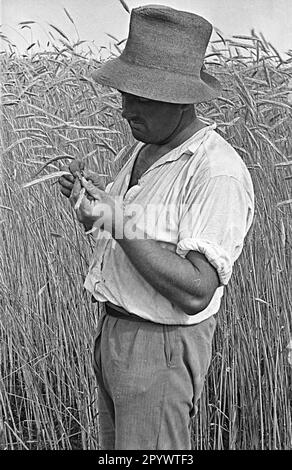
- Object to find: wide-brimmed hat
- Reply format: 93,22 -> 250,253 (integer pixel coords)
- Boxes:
92,4 -> 221,104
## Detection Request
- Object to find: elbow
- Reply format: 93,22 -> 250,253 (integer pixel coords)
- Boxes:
181,292 -> 214,316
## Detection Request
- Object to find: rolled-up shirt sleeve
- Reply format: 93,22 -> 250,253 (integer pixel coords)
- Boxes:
176,175 -> 254,285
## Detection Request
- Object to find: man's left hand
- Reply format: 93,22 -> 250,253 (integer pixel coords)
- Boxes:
73,178 -> 124,235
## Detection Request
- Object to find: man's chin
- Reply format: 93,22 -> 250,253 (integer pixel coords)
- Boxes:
130,127 -> 147,142
129,124 -> 161,144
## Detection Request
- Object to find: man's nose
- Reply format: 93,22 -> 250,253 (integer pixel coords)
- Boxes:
121,96 -> 137,120
121,105 -> 136,120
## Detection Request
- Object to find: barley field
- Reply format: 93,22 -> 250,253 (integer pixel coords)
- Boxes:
0,22 -> 292,450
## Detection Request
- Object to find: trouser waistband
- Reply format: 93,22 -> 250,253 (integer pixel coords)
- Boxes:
105,302 -> 153,323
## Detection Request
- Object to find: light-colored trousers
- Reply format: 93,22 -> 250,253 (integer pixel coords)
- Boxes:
92,312 -> 216,450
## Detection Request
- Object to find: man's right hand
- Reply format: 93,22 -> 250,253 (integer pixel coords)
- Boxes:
59,159 -> 104,198
58,159 -> 105,230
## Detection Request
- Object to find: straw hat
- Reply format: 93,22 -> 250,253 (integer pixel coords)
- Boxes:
92,4 -> 221,104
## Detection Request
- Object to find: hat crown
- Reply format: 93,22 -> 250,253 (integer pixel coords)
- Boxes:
121,5 -> 213,76
92,4 -> 221,104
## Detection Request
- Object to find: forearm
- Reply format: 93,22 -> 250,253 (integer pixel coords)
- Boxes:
69,183 -> 215,314
116,236 -> 205,315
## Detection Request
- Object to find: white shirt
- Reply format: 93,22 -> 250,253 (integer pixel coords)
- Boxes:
84,124 -> 254,324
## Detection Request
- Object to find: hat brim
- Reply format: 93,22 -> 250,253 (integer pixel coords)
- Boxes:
91,57 -> 221,104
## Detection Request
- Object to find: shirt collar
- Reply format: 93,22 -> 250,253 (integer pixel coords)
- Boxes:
134,123 -> 217,175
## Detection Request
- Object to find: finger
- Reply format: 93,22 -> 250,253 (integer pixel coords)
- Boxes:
81,179 -> 104,199
70,177 -> 82,202
59,175 -> 75,188
83,169 -> 96,179
157,241 -> 176,252
63,173 -> 75,183
88,216 -> 104,234
60,187 -> 72,198
83,169 -> 104,186
69,159 -> 85,176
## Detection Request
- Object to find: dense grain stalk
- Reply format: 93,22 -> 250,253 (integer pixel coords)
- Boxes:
0,24 -> 291,449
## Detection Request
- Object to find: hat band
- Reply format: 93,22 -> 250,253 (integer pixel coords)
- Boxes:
120,52 -> 203,78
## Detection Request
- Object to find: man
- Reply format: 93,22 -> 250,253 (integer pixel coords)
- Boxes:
59,5 -> 254,450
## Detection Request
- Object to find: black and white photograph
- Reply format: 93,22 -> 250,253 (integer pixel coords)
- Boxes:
0,0 -> 291,455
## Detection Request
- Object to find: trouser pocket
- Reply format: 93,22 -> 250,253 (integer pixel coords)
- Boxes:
163,325 -> 177,368
92,313 -> 106,382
